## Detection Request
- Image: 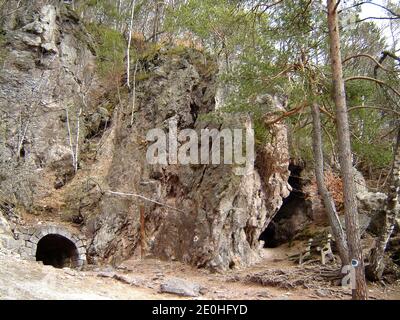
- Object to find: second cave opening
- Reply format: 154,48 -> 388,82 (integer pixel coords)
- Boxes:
259,163 -> 312,248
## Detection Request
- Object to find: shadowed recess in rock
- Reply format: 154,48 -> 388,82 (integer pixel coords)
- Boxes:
259,163 -> 312,248
36,234 -> 79,268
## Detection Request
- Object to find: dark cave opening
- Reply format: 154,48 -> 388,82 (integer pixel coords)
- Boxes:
36,234 -> 79,269
259,163 -> 311,248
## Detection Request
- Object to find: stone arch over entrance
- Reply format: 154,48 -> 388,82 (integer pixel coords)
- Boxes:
36,234 -> 80,268
20,225 -> 87,268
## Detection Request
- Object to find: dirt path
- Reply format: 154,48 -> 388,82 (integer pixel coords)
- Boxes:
115,244 -> 400,300
1,245 -> 399,300
0,250 -> 171,300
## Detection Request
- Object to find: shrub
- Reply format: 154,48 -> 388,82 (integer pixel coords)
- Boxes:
86,23 -> 126,79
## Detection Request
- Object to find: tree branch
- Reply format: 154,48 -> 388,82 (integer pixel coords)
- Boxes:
348,105 -> 400,117
356,16 -> 400,23
340,2 -> 400,18
264,102 -> 306,125
343,54 -> 393,73
344,76 -> 400,98
374,51 -> 400,78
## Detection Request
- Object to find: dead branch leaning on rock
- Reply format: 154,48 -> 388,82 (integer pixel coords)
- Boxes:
106,191 -> 186,214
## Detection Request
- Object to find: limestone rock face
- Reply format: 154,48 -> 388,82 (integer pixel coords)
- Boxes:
354,166 -> 400,232
0,212 -> 21,251
84,50 -> 290,270
0,1 -> 96,210
0,1 -> 291,271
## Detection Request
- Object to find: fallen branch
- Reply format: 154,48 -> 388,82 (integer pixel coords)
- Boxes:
106,190 -> 186,214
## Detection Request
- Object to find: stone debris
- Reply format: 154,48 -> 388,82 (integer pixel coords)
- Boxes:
315,289 -> 330,298
160,278 -> 202,297
256,291 -> 272,298
103,273 -> 149,288
97,271 -> 115,279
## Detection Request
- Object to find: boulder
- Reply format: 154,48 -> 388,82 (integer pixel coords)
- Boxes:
357,191 -> 387,216
160,278 -> 202,297
339,214 -> 371,236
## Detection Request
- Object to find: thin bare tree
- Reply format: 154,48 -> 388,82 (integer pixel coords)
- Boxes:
65,106 -> 82,173
311,103 -> 350,266
126,0 -> 137,89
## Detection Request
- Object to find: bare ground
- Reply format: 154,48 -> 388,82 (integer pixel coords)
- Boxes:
1,244 -> 399,300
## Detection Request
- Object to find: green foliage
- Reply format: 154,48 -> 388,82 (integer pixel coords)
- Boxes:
75,0 -> 398,175
165,0 -> 254,53
221,100 -> 269,146
134,71 -> 152,82
353,140 -> 392,169
86,23 -> 125,77
351,106 -> 393,168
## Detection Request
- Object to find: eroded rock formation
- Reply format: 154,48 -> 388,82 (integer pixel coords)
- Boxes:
83,50 -> 291,270
0,0 -> 97,210
0,1 -> 291,271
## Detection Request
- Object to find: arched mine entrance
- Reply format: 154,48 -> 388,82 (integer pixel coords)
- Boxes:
259,162 -> 312,248
36,234 -> 80,268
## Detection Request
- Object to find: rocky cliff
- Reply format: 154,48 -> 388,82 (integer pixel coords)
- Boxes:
0,0 -> 291,271
0,0 -> 96,210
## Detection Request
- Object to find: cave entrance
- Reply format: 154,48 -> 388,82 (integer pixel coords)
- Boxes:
259,163 -> 311,248
36,234 -> 79,268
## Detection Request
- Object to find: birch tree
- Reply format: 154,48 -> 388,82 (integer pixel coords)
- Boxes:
366,128 -> 400,280
126,0 -> 137,89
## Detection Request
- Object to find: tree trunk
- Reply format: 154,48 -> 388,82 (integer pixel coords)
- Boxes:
311,103 -> 349,266
126,0 -> 136,89
152,1 -> 160,43
366,128 -> 400,281
327,0 -> 368,300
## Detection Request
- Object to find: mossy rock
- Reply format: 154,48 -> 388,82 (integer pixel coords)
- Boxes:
135,71 -> 153,82
164,45 -> 190,57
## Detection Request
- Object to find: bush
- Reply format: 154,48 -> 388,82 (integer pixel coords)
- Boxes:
86,23 -> 126,79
